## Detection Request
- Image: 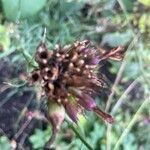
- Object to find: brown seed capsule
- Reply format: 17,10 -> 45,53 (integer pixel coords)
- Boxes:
48,83 -> 54,91
29,40 -> 125,148
56,53 -> 60,57
76,59 -> 85,67
46,101 -> 65,148
57,98 -> 62,103
30,70 -> 40,83
69,63 -> 74,69
71,52 -> 78,62
76,68 -> 81,72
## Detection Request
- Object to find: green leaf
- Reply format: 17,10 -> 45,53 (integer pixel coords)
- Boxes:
89,122 -> 105,148
0,25 -> 10,52
139,14 -> 150,33
121,0 -> 134,11
1,0 -> 46,21
102,30 -> 133,47
122,133 -> 137,150
29,127 -> 51,149
0,136 -> 11,150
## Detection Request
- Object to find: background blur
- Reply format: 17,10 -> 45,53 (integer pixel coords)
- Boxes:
0,0 -> 150,150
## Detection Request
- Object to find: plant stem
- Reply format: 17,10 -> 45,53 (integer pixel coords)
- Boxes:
113,97 -> 150,150
65,119 -> 93,150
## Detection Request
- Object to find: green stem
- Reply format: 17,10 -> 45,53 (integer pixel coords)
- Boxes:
113,97 -> 150,150
19,49 -> 38,69
3,81 -> 27,88
22,52 -> 38,69
65,119 -> 93,150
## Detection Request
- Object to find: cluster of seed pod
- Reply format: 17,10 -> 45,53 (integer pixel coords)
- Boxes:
30,40 -> 125,122
29,40 -> 124,147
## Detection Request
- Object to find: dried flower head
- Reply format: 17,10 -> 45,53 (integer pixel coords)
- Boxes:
29,40 -> 124,147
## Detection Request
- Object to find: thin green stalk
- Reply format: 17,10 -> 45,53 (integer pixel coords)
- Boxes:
117,0 -> 134,33
65,119 -> 93,150
113,97 -> 150,150
3,81 -> 27,88
21,50 -> 38,69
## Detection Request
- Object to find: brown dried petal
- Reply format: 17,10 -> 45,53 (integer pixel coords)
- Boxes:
100,46 -> 125,61
94,107 -> 114,124
64,101 -> 78,122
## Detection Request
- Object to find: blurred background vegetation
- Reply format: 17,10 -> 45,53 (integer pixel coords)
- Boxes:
0,0 -> 150,150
